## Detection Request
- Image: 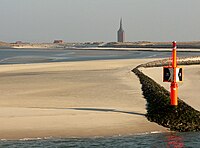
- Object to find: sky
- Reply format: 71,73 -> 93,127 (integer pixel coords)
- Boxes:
0,0 -> 200,43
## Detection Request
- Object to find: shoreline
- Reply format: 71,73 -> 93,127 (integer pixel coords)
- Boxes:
73,47 -> 200,52
0,59 -> 168,140
0,130 -> 167,141
10,47 -> 200,52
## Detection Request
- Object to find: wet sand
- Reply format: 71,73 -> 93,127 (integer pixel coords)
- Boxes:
0,59 -> 167,140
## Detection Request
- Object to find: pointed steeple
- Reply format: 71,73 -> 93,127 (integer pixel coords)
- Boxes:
117,18 -> 125,42
119,18 -> 123,31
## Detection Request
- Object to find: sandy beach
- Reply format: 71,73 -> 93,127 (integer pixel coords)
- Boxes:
0,59 -> 169,140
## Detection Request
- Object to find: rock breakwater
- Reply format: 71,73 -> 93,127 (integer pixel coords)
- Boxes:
132,57 -> 200,132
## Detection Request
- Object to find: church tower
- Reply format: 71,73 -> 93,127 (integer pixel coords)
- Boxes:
117,18 -> 125,42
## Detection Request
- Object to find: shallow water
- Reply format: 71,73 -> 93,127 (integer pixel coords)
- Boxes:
0,132 -> 199,148
0,48 -> 200,64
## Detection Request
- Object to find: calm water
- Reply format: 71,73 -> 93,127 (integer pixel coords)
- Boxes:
0,48 -> 200,147
0,132 -> 200,148
0,48 -> 200,64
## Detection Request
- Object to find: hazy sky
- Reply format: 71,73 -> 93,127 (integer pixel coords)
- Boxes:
1,0 -> 200,43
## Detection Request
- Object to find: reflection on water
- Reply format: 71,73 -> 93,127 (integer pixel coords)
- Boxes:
165,134 -> 184,148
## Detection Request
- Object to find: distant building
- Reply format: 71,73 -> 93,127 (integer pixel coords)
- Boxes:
117,18 -> 125,42
53,40 -> 64,44
15,41 -> 23,44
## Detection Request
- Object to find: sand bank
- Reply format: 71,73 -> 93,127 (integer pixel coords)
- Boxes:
0,59 -> 167,140
78,47 -> 200,52
12,45 -> 200,52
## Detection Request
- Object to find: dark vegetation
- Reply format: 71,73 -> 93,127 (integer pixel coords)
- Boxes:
132,59 -> 200,132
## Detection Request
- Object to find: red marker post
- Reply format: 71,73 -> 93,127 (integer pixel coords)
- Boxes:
171,41 -> 178,106
163,41 -> 183,106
